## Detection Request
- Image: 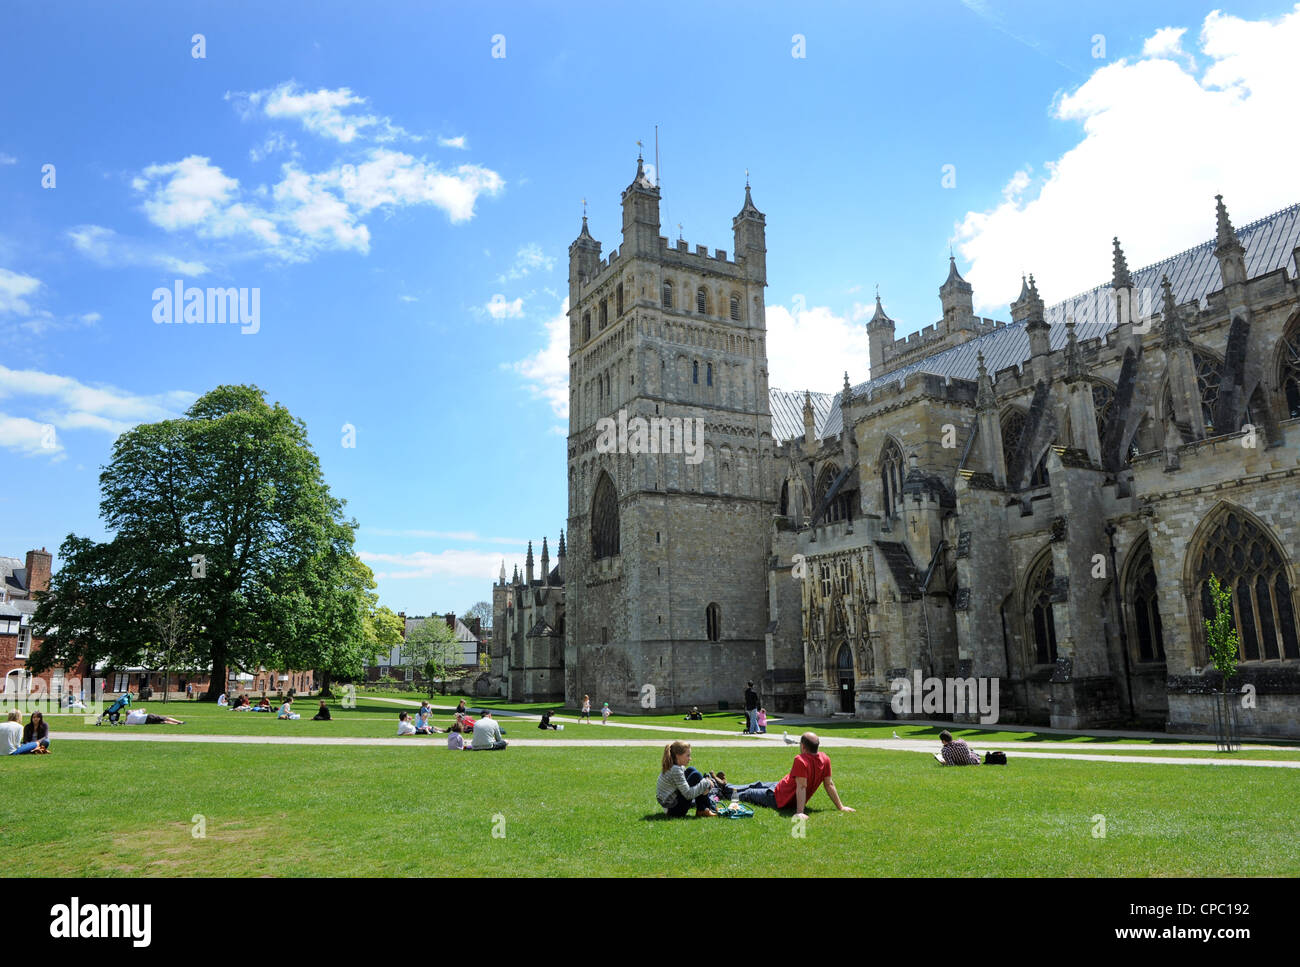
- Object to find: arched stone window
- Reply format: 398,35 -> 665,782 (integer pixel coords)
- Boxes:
1125,538 -> 1166,662
1002,408 -> 1049,488
582,312 -> 591,342
696,287 -> 708,315
692,360 -> 699,384
599,300 -> 608,330
730,294 -> 741,321
591,472 -> 620,561
779,479 -> 790,516
662,281 -> 673,309
616,283 -> 624,317
1280,319 -> 1300,419
1162,350 -> 1252,433
1190,507 -> 1299,661
1025,552 -> 1058,666
880,438 -> 905,518
706,602 -> 721,642
706,362 -> 713,387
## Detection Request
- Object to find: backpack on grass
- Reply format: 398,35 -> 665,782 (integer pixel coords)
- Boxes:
983,751 -> 1007,765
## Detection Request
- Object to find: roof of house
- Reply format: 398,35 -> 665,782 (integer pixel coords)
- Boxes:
769,201 -> 1300,445
1,557 -> 32,599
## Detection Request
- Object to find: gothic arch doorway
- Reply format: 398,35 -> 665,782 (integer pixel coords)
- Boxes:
835,644 -> 855,713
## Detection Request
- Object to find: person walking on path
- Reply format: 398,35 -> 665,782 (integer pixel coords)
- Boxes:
601,702 -> 611,725
743,681 -> 759,734
581,695 -> 592,724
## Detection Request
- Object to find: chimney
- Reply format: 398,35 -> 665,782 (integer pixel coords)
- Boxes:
25,548 -> 52,595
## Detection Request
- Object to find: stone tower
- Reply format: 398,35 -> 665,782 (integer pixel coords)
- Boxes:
564,158 -> 776,710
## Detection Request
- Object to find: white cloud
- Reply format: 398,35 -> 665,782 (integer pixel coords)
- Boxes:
0,153 -> 17,165
509,298 -> 569,417
486,294 -> 524,319
79,312 -> 101,325
0,413 -> 63,459
68,224 -> 211,276
131,151 -> 504,262
766,301 -> 873,392
955,6 -> 1300,312
499,242 -> 555,282
250,131 -> 298,162
360,548 -> 511,581
228,82 -> 415,144
0,365 -> 197,445
398,294 -> 418,303
0,268 -> 41,315
438,135 -> 468,150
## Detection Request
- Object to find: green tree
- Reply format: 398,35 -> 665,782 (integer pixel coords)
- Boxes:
402,618 -> 462,697
1204,574 -> 1240,682
30,385 -> 360,701
463,600 -> 493,630
366,605 -> 405,658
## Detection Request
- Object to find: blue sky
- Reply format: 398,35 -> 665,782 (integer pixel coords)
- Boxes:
2,0 -> 1297,614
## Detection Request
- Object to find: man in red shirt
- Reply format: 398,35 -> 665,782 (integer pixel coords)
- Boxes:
733,732 -> 854,818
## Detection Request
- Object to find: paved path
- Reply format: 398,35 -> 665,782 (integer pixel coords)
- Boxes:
48,730 -> 1300,768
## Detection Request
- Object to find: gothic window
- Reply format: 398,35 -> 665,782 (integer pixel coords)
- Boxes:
820,563 -> 832,599
838,558 -> 851,595
662,281 -> 673,309
600,300 -> 608,330
616,283 -> 624,317
1126,540 -> 1166,662
1002,409 -> 1049,488
591,472 -> 620,560
1280,320 -> 1300,419
707,362 -> 713,386
697,287 -> 707,314
730,294 -> 741,321
1025,552 -> 1058,666
1162,350 -> 1247,432
1191,508 -> 1299,662
692,360 -> 699,384
706,602 -> 720,642
779,479 -> 790,516
582,312 -> 591,342
880,439 -> 905,519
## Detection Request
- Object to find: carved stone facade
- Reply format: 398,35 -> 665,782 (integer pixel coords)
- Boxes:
495,162 -> 1300,737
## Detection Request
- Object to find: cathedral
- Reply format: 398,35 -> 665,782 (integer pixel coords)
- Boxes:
491,157 -> 1300,738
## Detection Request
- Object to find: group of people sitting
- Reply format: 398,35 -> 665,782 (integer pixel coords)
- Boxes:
3,709 -> 50,755
395,700 -> 508,750
656,731 -> 854,819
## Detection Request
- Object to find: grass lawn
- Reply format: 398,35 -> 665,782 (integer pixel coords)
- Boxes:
2,740 -> 1296,877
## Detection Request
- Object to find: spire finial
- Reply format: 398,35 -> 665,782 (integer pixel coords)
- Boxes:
1214,193 -> 1236,246
1111,236 -> 1132,289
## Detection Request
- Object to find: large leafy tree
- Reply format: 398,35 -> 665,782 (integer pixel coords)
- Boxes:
30,385 -> 364,700
462,600 -> 493,630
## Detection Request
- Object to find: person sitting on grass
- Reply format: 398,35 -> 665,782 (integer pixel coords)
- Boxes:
2,709 -> 23,755
730,732 -> 853,820
253,697 -> 272,712
656,741 -> 717,818
684,707 -> 704,721
217,692 -> 229,707
125,708 -> 185,725
419,700 -> 433,718
454,711 -> 476,732
21,711 -> 51,754
538,709 -> 559,731
470,710 -> 508,751
277,699 -> 300,720
397,712 -> 417,736
446,722 -> 472,750
5,709 -> 51,755
936,730 -> 981,765
312,701 -> 331,721
455,699 -> 468,716
413,708 -> 441,734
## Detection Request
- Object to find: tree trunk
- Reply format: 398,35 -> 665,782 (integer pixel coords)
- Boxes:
206,642 -> 227,702
319,669 -> 333,698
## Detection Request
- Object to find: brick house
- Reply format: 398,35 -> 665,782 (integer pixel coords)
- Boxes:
0,548 -> 92,699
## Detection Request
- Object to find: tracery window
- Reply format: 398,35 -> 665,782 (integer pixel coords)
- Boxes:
1192,509 -> 1299,662
1281,321 -> 1300,419
696,287 -> 707,314
662,281 -> 672,309
820,563 -> 832,599
591,472 -> 620,560
880,439 -> 905,519
616,283 -> 624,317
582,312 -> 591,342
1126,541 -> 1166,662
730,294 -> 741,321
600,300 -> 608,330
1025,553 -> 1058,666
